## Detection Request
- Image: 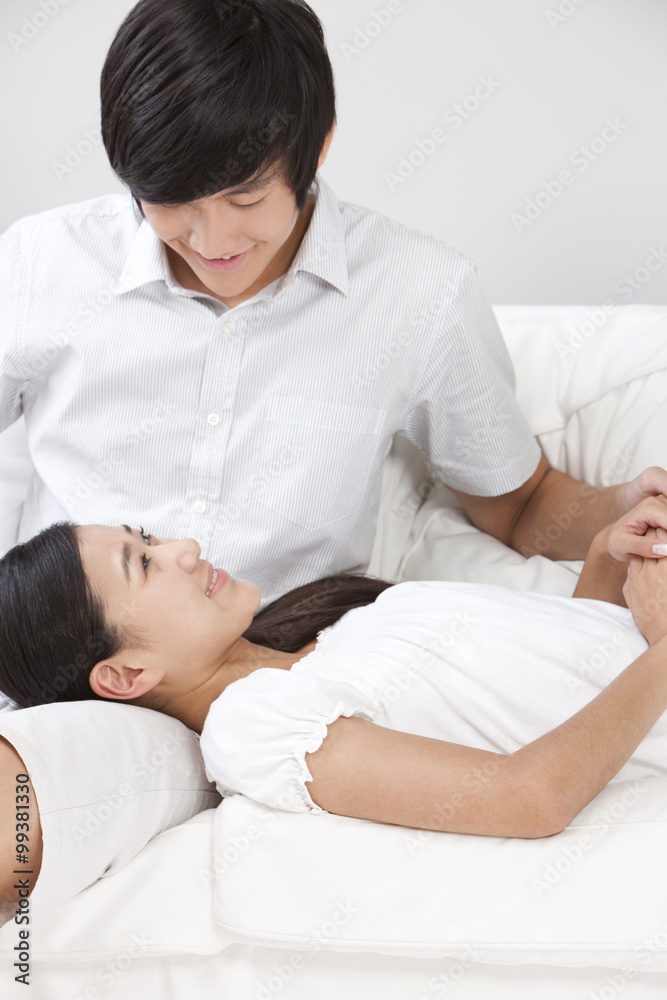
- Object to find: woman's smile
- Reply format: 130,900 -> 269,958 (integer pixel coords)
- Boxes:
205,567 -> 229,597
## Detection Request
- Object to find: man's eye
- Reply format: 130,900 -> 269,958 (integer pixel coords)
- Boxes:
231,198 -> 264,210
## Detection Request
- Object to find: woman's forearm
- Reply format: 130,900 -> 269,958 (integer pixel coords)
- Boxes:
573,527 -> 628,605
512,634 -> 667,832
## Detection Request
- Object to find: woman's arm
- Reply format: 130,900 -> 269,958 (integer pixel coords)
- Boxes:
0,736 -> 42,928
572,524 -> 628,604
306,543 -> 667,839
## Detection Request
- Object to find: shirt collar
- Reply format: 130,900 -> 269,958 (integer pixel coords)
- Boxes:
112,171 -> 348,299
281,173 -> 348,296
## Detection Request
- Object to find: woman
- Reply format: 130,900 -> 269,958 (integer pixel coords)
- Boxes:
1,498 -> 667,841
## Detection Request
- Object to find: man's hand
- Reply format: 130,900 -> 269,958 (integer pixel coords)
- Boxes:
615,467 -> 667,518
605,493 -> 667,561
623,526 -> 667,646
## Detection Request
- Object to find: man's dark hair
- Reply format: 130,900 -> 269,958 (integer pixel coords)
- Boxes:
100,0 -> 336,212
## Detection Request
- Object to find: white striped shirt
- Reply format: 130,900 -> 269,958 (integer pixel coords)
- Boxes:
0,174 -> 539,607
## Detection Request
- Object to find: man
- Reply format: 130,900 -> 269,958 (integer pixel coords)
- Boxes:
1,0 -> 666,614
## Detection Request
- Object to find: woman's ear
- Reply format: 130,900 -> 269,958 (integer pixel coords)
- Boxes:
89,655 -> 164,702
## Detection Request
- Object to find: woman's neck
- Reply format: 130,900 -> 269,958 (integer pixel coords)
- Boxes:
156,638 -> 318,735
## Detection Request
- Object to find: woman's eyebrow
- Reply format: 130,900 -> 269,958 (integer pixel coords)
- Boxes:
121,544 -> 132,586
120,525 -> 136,585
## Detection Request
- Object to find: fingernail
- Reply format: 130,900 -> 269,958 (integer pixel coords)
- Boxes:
652,544 -> 667,556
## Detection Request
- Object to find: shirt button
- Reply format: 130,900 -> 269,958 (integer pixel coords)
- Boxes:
193,500 -> 208,514
222,322 -> 235,337
206,412 -> 220,426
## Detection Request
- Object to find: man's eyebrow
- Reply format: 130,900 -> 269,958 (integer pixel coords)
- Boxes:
218,172 -> 277,197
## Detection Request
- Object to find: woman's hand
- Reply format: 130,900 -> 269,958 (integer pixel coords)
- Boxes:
574,496 -> 667,605
604,494 -> 667,562
623,526 -> 667,646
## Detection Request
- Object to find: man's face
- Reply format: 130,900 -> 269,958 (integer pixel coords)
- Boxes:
140,164 -> 310,307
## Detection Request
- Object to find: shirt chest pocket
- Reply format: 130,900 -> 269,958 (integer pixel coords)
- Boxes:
254,396 -> 386,531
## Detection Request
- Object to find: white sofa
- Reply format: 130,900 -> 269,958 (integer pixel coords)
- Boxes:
2,304 -> 667,999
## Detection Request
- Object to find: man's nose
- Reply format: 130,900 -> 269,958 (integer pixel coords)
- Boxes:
187,204 -> 239,257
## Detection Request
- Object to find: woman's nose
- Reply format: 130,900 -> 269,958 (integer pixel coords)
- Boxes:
156,536 -> 201,569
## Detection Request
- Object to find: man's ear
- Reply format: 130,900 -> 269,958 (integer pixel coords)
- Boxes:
89,654 -> 164,702
317,124 -> 335,168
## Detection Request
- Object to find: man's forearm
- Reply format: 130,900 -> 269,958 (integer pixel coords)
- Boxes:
508,467 -> 624,560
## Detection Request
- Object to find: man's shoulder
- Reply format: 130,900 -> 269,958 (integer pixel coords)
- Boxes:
337,194 -> 471,276
2,192 -> 137,243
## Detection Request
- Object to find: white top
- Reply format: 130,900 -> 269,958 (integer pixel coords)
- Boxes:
0,175 -> 539,608
199,581 -> 651,813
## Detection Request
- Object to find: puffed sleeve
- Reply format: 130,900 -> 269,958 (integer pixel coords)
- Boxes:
199,668 -> 379,814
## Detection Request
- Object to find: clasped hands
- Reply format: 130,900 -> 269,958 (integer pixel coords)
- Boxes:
601,467 -> 667,645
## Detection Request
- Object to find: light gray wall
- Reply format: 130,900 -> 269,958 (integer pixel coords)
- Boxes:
1,0 -> 665,304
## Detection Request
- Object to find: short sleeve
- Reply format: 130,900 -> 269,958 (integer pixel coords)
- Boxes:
199,668 -> 378,814
400,260 -> 541,496
0,222 -> 29,433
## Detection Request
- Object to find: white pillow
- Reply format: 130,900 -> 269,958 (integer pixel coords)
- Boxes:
211,779 -> 667,970
0,700 -> 220,914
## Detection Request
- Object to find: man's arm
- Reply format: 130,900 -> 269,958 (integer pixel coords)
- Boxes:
451,453 -> 667,562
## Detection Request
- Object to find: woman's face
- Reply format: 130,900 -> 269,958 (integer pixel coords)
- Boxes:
77,525 -> 261,689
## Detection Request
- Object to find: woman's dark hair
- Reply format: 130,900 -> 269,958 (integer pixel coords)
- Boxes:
0,522 -> 393,710
101,0 -> 336,211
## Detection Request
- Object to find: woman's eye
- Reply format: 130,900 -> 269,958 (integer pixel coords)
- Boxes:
138,525 -> 151,544
141,553 -> 151,573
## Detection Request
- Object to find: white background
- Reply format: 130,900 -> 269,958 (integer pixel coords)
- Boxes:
1,0 -> 665,304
